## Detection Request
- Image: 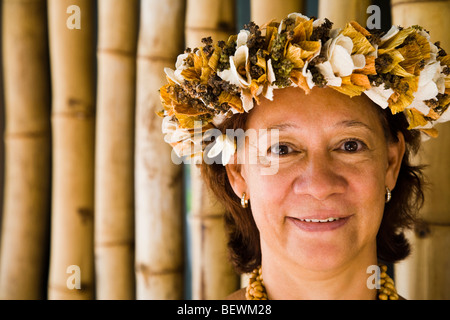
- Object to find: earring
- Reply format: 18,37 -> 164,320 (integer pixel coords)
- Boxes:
241,192 -> 249,208
385,187 -> 392,203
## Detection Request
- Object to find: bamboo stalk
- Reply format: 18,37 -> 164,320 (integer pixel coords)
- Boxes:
135,0 -> 186,300
185,0 -> 240,300
190,167 -> 240,299
95,0 -> 139,300
395,225 -> 450,299
391,0 -> 450,50
392,0 -> 450,300
318,0 -> 371,28
250,0 -> 304,25
0,0 -> 51,299
47,0 -> 96,300
185,0 -> 235,47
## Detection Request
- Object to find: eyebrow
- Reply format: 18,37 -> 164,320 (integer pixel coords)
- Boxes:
334,120 -> 374,133
266,123 -> 300,131
266,120 -> 374,132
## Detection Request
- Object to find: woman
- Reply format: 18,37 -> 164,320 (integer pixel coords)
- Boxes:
158,13 -> 450,300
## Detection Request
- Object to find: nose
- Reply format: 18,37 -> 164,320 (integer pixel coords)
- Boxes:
292,151 -> 347,201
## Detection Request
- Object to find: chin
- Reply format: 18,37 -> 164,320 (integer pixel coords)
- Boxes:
287,239 -> 356,272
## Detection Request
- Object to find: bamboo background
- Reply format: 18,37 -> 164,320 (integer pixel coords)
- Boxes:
0,0 -> 448,300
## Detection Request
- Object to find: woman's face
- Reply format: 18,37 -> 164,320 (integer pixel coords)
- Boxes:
227,86 -> 405,272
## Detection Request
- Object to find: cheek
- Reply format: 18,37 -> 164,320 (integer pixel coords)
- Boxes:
347,162 -> 387,236
350,162 -> 385,199
244,165 -> 290,228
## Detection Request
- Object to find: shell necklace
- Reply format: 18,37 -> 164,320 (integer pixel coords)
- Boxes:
246,264 -> 399,300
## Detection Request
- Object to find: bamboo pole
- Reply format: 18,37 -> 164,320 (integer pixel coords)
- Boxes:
250,0 -> 304,25
135,0 -> 186,300
190,168 -> 240,299
0,0 -> 51,300
185,0 -> 235,47
392,0 -> 450,300
318,0 -> 371,28
391,0 -> 450,50
47,0 -> 96,300
95,0 -> 139,300
396,226 -> 450,299
185,0 -> 240,300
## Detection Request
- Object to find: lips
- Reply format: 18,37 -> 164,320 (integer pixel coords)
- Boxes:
288,215 -> 352,232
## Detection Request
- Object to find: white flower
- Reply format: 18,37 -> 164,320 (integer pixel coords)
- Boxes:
315,33 -> 366,86
240,89 -> 254,112
312,17 -> 328,28
162,116 -> 191,145
315,61 -> 343,86
364,85 -> 395,109
212,112 -> 229,127
415,61 -> 445,100
278,13 -> 311,33
415,29 -> 440,63
217,30 -> 251,87
263,59 -> 276,100
164,53 -> 191,85
162,117 -> 205,158
407,61 -> 446,116
436,107 -> 450,124
237,29 -> 250,47
217,30 -> 256,112
303,60 -> 316,89
301,45 -> 323,90
408,100 -> 430,116
380,25 -> 399,42
217,43 -> 254,111
207,134 -> 236,166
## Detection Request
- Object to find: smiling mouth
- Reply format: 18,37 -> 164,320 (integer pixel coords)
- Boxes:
298,217 -> 342,223
288,215 -> 352,232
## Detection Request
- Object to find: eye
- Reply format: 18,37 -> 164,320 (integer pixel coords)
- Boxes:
340,139 -> 367,152
268,143 -> 293,156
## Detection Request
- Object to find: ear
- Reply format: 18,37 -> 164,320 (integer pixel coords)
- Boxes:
385,132 -> 406,191
225,154 -> 249,199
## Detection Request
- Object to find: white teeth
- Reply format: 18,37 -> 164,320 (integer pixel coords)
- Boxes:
300,218 -> 341,223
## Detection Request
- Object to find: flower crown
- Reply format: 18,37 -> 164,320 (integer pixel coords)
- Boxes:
158,13 -> 450,165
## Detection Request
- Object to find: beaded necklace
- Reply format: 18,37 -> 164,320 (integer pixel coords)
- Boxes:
246,264 -> 399,300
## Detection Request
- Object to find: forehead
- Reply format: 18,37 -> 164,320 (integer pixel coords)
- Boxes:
246,86 -> 384,134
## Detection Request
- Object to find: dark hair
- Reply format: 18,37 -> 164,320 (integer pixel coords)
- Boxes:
201,94 -> 426,274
